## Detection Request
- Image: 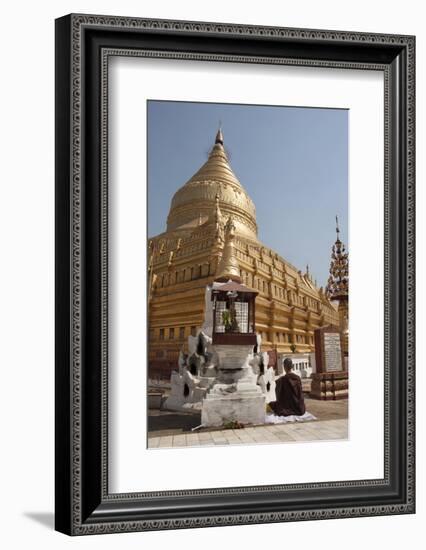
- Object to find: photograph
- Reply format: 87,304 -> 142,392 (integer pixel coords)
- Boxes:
52,11 -> 415,536
146,100 -> 349,449
0,0 -> 419,544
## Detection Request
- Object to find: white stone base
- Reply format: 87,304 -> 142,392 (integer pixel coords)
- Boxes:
201,394 -> 266,427
163,370 -> 215,411
214,344 -> 254,370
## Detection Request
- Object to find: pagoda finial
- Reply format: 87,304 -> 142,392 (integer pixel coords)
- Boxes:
215,123 -> 224,145
335,215 -> 340,235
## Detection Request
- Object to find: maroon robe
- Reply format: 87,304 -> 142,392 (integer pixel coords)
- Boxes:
270,372 -> 306,417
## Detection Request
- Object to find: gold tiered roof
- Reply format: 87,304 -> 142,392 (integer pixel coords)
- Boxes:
166,129 -> 258,239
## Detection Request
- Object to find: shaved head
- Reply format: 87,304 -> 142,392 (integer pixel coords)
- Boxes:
283,358 -> 293,372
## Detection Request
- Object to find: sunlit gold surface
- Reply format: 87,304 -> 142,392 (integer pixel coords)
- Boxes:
148,130 -> 340,369
215,217 -> 242,282
166,137 -> 258,239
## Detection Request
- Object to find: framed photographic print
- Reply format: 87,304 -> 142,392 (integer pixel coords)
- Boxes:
55,14 -> 415,535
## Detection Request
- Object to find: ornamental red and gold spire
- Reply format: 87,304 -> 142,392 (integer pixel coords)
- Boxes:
326,216 -> 349,302
326,216 -> 349,356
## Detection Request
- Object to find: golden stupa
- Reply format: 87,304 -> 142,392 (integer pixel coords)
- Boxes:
148,129 -> 339,375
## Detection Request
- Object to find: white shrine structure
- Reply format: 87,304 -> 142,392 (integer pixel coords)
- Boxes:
164,278 -> 276,427
163,216 -> 310,427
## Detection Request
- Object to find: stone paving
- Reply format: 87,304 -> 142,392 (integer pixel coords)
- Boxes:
148,414 -> 348,449
147,397 -> 348,449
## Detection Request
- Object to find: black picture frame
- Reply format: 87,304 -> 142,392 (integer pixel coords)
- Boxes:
55,13 -> 415,535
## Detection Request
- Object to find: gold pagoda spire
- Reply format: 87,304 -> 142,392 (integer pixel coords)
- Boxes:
166,128 -> 258,238
191,126 -> 237,188
215,216 -> 241,283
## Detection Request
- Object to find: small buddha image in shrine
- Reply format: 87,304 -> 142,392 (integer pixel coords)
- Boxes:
212,281 -> 257,345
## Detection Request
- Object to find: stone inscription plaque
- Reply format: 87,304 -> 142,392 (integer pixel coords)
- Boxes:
323,332 -> 342,372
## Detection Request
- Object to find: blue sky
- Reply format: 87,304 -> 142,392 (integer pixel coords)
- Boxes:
147,100 -> 348,287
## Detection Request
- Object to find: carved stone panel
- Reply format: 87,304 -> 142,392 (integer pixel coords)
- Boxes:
314,325 -> 345,373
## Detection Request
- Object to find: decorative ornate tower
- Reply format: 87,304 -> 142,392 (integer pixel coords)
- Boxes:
325,216 -> 349,358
